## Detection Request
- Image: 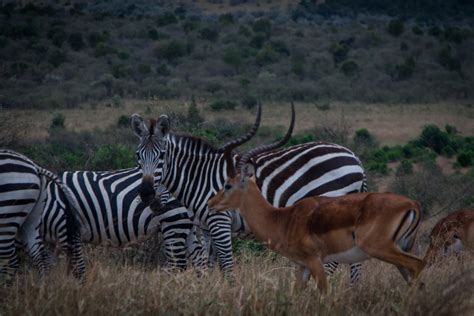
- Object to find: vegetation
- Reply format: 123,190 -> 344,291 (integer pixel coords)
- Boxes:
1,1 -> 473,108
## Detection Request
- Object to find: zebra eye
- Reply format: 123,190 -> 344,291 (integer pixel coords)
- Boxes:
224,184 -> 232,191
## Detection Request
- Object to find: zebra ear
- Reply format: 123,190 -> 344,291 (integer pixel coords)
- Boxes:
241,163 -> 255,179
130,114 -> 149,138
155,115 -> 170,138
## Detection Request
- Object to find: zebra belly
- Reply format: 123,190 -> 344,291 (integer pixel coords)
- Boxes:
323,246 -> 369,264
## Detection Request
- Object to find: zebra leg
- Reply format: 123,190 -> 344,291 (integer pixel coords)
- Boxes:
0,239 -> 19,283
207,212 -> 234,278
161,229 -> 188,271
186,225 -> 208,271
19,216 -> 47,277
65,233 -> 86,283
324,261 -> 339,276
350,262 -> 362,284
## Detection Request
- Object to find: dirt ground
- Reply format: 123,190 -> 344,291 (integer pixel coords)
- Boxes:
4,100 -> 473,145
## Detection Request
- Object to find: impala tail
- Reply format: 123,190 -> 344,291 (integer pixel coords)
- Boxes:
393,207 -> 422,253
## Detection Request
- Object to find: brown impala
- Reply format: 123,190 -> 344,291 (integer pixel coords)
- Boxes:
424,209 -> 474,265
208,111 -> 425,293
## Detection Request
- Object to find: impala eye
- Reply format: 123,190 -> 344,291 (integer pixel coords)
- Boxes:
224,184 -> 232,190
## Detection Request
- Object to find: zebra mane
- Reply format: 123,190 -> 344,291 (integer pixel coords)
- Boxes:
170,133 -> 224,155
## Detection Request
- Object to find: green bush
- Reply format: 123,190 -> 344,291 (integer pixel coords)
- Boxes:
94,42 -> 116,57
418,125 -> 451,154
329,42 -> 349,65
241,95 -> 258,109
387,19 -> 404,37
200,27 -> 219,42
400,42 -> 409,51
457,149 -> 474,167
209,100 -> 237,111
249,33 -> 266,49
223,46 -> 243,72
354,128 -> 376,147
428,26 -> 441,37
219,13 -> 234,25
256,45 -> 279,66
443,26 -> 465,44
292,61 -> 305,77
270,40 -> 290,56
148,29 -> 169,40
287,132 -> 316,146
340,60 -> 359,77
88,31 -> 108,48
117,115 -> 129,128
252,18 -> 272,38
137,64 -> 152,76
156,12 -> 178,27
412,25 -> 423,35
68,33 -> 85,51
50,113 -> 65,129
91,144 -> 135,170
438,46 -> 461,71
397,160 -> 413,175
186,96 -> 204,129
154,40 -> 186,62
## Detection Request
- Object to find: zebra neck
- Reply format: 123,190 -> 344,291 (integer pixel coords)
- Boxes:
162,135 -> 237,211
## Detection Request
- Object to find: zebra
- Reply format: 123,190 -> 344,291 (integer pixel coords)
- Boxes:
130,104 -> 367,282
0,149 -> 84,282
42,167 -> 207,270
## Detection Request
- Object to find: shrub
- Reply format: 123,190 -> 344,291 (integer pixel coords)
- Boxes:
148,29 -> 168,40
256,45 -> 279,66
252,18 -> 272,38
270,40 -> 290,57
400,42 -> 408,51
397,160 -> 413,175
238,25 -> 252,37
387,19 -> 404,37
88,31 -> 107,48
209,100 -> 237,111
200,27 -> 219,42
50,113 -> 65,129
250,33 -> 266,49
329,42 -> 349,65
412,25 -> 423,35
206,82 -> 222,94
156,63 -> 170,76
91,144 -> 135,170
186,96 -> 203,129
156,12 -> 178,27
353,128 -> 376,147
438,46 -> 461,72
94,42 -> 116,57
223,46 -> 243,72
457,149 -> 474,167
340,60 -> 359,77
219,13 -> 234,25
117,115 -> 129,128
418,125 -> 451,154
428,26 -> 442,37
443,26 -> 464,44
241,95 -> 258,109
137,64 -> 152,76
154,40 -> 186,62
182,20 -> 198,34
292,61 -> 305,77
68,33 -> 85,51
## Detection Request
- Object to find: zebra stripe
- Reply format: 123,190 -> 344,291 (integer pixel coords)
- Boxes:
134,120 -> 367,282
1,149 -> 83,282
42,167 -> 206,270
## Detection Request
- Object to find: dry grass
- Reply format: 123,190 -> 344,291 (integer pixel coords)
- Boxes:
5,100 -> 474,145
1,247 -> 473,315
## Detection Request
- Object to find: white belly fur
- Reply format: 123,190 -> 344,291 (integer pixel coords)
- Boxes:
323,246 -> 370,264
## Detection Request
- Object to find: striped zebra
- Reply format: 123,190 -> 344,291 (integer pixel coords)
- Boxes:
42,167 -> 207,270
0,149 -> 84,281
130,104 -> 367,282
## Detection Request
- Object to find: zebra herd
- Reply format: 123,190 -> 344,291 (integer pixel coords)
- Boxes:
1,104 -> 369,284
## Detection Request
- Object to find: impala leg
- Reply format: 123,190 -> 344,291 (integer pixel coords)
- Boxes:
305,257 -> 327,293
294,265 -> 311,291
360,243 -> 425,283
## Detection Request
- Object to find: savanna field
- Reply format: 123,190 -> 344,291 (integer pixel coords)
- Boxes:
1,1 -> 474,315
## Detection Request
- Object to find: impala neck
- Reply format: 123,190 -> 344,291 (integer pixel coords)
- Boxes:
237,180 -> 282,244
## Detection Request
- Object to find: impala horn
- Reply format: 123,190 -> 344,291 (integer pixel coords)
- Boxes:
237,102 -> 295,171
220,102 -> 262,178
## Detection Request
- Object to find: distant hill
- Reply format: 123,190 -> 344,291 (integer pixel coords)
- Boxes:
0,0 -> 473,108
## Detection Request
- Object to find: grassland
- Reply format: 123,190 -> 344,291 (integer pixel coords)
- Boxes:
1,245 -> 473,315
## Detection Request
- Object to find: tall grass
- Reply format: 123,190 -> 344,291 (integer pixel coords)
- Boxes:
1,248 -> 472,315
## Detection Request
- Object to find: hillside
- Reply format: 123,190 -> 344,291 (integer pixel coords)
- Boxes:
1,0 -> 473,109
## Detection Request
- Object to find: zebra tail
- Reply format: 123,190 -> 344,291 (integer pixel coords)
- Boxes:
37,167 -> 84,235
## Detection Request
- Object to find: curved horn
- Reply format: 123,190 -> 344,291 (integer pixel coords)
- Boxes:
221,103 -> 262,178
237,102 -> 295,171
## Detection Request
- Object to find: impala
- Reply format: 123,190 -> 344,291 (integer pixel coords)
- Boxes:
208,120 -> 426,292
424,209 -> 474,265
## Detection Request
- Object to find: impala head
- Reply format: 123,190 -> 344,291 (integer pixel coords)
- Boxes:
208,102 -> 295,212
130,113 -> 170,205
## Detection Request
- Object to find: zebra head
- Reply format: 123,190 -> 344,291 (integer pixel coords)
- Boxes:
130,113 -> 170,205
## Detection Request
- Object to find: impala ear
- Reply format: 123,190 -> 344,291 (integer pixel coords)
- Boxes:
155,115 -> 170,138
130,113 -> 149,138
